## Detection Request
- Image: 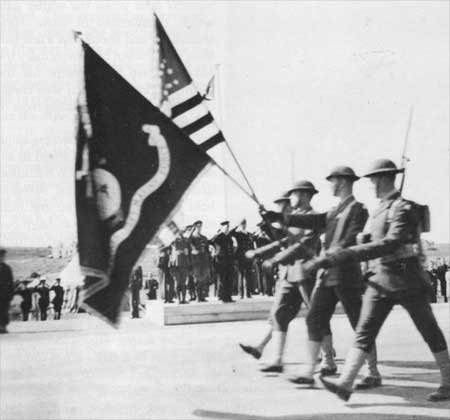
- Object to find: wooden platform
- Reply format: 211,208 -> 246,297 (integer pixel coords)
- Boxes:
145,296 -> 308,326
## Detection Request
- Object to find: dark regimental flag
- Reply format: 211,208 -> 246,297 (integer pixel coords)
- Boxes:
75,40 -> 211,325
155,14 -> 225,151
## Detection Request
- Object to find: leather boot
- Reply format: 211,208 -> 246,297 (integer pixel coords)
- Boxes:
288,340 -> 321,385
428,350 -> 450,401
320,347 -> 367,401
320,335 -> 337,376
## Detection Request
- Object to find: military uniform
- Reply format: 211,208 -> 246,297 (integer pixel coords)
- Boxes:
213,230 -> 235,302
169,236 -> 191,303
190,233 -> 211,301
17,285 -> 33,321
253,230 -> 273,295
277,168 -> 380,384
50,283 -> 65,320
317,159 -> 449,402
158,246 -> 174,303
35,282 -> 50,321
231,228 -> 255,298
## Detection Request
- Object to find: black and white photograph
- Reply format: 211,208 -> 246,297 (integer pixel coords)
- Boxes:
0,1 -> 449,419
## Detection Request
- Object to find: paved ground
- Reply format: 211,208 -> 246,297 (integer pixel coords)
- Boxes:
1,304 -> 449,420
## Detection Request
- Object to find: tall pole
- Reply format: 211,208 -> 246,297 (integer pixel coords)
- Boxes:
399,106 -> 414,193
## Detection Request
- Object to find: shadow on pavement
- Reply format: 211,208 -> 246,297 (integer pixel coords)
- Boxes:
193,410 -> 443,420
378,360 -> 441,385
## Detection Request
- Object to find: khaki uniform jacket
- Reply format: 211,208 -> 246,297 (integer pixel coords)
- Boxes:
338,191 -> 428,293
287,195 -> 368,288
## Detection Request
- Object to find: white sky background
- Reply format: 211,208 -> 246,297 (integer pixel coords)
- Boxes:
0,1 -> 449,246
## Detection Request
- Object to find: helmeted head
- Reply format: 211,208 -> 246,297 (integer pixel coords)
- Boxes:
239,218 -> 247,231
363,159 -> 403,198
287,180 -> 318,208
326,166 -> 359,197
273,191 -> 291,213
193,220 -> 203,233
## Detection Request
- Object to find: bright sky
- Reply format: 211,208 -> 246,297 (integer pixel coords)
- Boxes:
1,1 -> 449,246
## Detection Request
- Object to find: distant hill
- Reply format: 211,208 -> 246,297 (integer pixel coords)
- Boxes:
425,243 -> 450,259
4,247 -> 71,283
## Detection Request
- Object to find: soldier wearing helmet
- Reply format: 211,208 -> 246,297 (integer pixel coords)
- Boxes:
264,166 -> 381,387
307,159 -> 450,402
241,181 -> 323,373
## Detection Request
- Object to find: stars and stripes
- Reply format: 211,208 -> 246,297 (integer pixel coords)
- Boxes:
155,14 -> 225,151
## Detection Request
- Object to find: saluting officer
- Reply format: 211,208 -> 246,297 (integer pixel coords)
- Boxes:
213,221 -> 235,303
265,166 -> 381,387
190,220 -> 211,302
169,227 -> 191,304
300,159 -> 450,402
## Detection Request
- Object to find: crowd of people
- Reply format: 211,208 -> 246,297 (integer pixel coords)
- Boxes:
156,218 -> 277,305
426,258 -> 449,303
0,249 -> 75,332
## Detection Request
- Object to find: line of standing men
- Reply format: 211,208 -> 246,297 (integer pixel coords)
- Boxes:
157,219 -> 274,304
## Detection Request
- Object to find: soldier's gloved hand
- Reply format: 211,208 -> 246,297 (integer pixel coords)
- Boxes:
262,211 -> 283,223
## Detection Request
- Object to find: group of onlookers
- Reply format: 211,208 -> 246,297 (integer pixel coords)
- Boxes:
156,219 -> 277,305
426,258 -> 449,303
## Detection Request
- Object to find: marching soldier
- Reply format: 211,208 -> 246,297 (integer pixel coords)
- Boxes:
169,226 -> 191,304
0,248 -> 14,333
231,219 -> 255,299
190,220 -> 211,302
241,183 -> 332,373
50,278 -> 64,320
297,159 -> 450,402
264,166 -> 381,387
213,221 -> 235,303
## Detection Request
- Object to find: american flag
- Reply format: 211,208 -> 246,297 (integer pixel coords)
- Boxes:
155,14 -> 225,151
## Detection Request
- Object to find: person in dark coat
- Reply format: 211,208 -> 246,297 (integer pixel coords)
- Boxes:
0,248 -> 14,333
213,221 -> 235,303
130,266 -> 143,318
231,219 -> 255,299
35,278 -> 50,321
16,280 -> 33,321
50,278 -> 65,320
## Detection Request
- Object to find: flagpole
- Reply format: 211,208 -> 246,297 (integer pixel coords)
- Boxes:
214,63 -> 262,207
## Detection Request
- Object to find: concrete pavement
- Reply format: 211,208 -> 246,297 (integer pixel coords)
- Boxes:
1,304 -> 449,419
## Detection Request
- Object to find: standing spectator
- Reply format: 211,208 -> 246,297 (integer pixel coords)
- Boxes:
50,278 -> 65,320
0,248 -> 14,333
435,258 -> 448,303
212,221 -> 235,303
158,245 -> 174,303
130,266 -> 143,318
16,280 -> 33,321
169,226 -> 191,304
427,261 -> 438,303
190,220 -> 212,302
35,278 -> 50,321
252,223 -> 272,295
146,275 -> 159,300
231,219 -> 255,298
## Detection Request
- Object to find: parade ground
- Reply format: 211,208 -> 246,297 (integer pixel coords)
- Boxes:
1,304 -> 449,420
